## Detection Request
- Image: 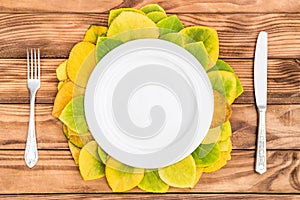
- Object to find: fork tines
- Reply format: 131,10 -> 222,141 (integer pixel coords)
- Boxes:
27,48 -> 40,80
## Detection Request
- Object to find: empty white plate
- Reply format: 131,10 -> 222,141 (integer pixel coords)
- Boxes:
84,39 -> 214,169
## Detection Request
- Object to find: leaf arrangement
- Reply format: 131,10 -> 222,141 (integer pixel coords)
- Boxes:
52,4 -> 243,193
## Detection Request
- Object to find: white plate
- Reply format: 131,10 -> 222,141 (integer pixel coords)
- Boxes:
85,39 -> 214,169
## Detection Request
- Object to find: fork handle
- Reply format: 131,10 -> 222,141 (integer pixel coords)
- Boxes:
255,109 -> 267,174
25,91 -> 38,168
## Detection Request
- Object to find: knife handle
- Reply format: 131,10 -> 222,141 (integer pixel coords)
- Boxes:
255,109 -> 267,174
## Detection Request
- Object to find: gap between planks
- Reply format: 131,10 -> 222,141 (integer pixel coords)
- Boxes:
0,0 -> 299,13
0,13 -> 298,59
0,149 -> 299,193
0,58 -> 299,104
0,193 -> 299,199
0,104 -> 299,150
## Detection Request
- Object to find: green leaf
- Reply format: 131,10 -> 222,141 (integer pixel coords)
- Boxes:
208,70 -> 237,105
205,138 -> 232,175
158,155 -> 196,188
140,4 -> 166,14
79,141 -> 105,180
157,15 -> 184,35
147,11 -> 167,23
59,96 -> 88,134
208,59 -> 234,73
97,146 -> 107,165
192,143 -> 221,167
184,41 -> 215,71
96,37 -> 123,62
160,32 -> 194,47
180,26 -> 219,64
52,81 -> 85,118
208,60 -> 244,99
83,25 -> 107,44
108,8 -> 145,26
203,151 -> 228,173
138,170 -> 169,193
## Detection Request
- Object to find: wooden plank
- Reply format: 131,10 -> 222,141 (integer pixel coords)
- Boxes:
0,150 -> 299,193
0,194 -> 299,200
0,104 -> 67,149
179,13 -> 300,59
0,0 -> 122,13
0,59 -> 60,104
232,59 -> 300,104
231,104 -> 300,149
0,14 -> 299,59
0,58 -> 298,104
0,104 -> 299,150
0,0 -> 299,13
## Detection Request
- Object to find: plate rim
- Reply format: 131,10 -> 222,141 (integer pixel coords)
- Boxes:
84,38 -> 214,169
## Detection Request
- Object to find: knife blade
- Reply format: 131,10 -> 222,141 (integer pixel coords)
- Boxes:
254,31 -> 268,174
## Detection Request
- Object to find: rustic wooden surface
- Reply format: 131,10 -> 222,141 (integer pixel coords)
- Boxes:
0,0 -> 299,199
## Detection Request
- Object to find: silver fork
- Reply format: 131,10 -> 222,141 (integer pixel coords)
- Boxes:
25,48 -> 40,168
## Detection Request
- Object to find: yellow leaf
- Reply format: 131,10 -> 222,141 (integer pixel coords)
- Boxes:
79,141 -> 105,180
211,90 -> 232,128
52,81 -> 84,118
68,141 -> 80,165
219,121 -> 232,142
107,12 -> 159,41
192,167 -> 204,187
105,157 -> 144,192
67,42 -> 95,87
68,127 -> 93,148
201,126 -> 222,144
56,60 -> 68,81
158,155 -> 196,188
83,25 -> 107,44
108,8 -> 145,26
203,138 -> 232,173
57,81 -> 65,91
140,4 -> 166,14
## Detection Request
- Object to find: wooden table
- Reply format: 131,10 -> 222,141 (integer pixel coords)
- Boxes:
0,0 -> 299,199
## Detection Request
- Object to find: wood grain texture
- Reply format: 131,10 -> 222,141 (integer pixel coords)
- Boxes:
0,59 -> 59,104
179,13 -> 300,59
232,58 -> 300,104
0,13 -> 299,59
0,104 -> 299,150
0,104 -> 67,150
0,150 -> 299,193
0,194 -> 299,200
0,0 -> 299,13
231,105 -> 300,149
0,58 -> 298,104
0,0 -> 122,13
0,0 -> 299,197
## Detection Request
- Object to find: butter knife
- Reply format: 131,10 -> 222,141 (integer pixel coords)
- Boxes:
254,31 -> 268,174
